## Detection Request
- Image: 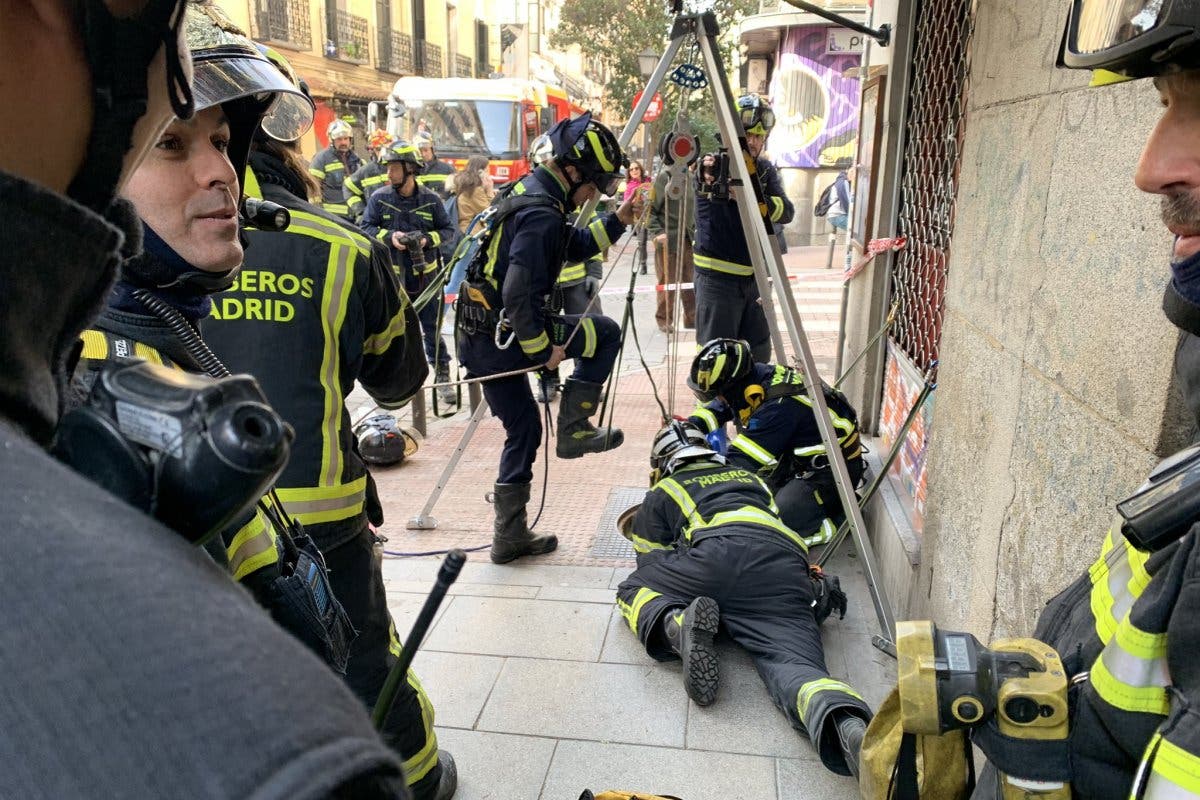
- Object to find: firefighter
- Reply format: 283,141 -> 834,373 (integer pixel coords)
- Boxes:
345,129 -> 395,223
310,119 -> 363,220
0,0 -> 407,793
526,133 -> 607,403
414,131 -> 456,198
693,95 -> 794,362
685,338 -> 864,547
201,51 -> 457,799
943,6 -> 1200,799
361,140 -> 458,407
617,422 -> 871,776
455,112 -> 642,563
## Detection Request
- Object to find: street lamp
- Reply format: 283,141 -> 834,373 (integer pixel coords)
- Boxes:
635,48 -> 659,276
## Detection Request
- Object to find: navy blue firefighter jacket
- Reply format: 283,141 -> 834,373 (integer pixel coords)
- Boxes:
693,156 -> 795,277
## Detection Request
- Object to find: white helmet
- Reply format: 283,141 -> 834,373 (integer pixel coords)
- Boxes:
650,421 -> 721,478
528,133 -> 553,167
327,120 -> 354,141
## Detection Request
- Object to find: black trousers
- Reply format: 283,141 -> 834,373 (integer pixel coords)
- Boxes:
415,296 -> 450,369
616,533 -> 871,775
774,459 -> 865,548
325,527 -> 442,799
692,268 -> 771,361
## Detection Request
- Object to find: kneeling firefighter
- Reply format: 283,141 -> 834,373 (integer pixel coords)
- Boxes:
67,3 -> 359,672
455,112 -> 644,563
616,422 -> 871,776
202,49 -> 457,800
685,338 -> 864,547
859,6 -> 1200,799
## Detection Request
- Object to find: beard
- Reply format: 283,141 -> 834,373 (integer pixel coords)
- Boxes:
1163,191 -> 1200,236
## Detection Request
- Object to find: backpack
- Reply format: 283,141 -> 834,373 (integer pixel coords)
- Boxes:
446,187 -> 561,292
814,183 -> 835,217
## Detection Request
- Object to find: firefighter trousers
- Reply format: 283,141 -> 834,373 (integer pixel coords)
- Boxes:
324,526 -> 442,799
415,295 -> 451,370
692,269 -> 771,361
615,532 -> 871,774
774,460 -> 865,548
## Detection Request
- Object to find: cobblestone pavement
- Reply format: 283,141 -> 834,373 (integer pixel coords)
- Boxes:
353,238 -> 892,799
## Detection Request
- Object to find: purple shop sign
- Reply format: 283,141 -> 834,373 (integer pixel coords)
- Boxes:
768,26 -> 862,169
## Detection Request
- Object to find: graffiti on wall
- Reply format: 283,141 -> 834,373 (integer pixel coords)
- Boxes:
768,26 -> 861,169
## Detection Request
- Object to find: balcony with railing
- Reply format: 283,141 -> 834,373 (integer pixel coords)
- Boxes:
251,0 -> 311,50
417,41 -> 443,77
324,8 -> 370,64
378,29 -> 415,74
454,53 -> 473,77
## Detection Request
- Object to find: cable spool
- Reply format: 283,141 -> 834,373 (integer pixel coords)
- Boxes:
660,131 -> 700,168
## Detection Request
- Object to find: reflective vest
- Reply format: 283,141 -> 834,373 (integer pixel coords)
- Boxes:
309,146 -> 363,220
343,160 -> 388,220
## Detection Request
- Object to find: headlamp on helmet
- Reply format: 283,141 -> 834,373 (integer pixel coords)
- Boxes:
687,338 -> 755,402
650,421 -> 721,480
1057,0 -> 1200,79
737,95 -> 776,136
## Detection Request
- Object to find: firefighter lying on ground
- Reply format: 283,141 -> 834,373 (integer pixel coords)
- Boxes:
361,140 -> 458,408
617,422 -> 872,777
455,112 -> 642,564
685,338 -> 864,547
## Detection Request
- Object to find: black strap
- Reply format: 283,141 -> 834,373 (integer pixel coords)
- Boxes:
971,717 -> 1071,783
890,732 -> 920,800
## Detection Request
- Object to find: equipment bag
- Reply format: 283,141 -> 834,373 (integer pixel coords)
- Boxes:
814,183 -> 835,217
859,686 -> 975,800
578,792 -> 683,800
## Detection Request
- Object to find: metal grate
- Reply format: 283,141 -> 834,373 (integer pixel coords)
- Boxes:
252,0 -> 311,49
589,486 -> 645,560
454,53 -> 473,77
326,8 -> 370,63
378,29 -> 415,74
420,41 -> 444,77
888,0 -> 976,373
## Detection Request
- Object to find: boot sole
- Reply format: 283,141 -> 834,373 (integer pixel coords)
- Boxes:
490,536 -> 559,564
680,596 -> 720,706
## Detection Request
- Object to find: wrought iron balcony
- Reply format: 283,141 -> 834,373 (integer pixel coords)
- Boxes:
378,29 -> 414,74
417,41 -> 444,77
325,8 -> 370,64
251,0 -> 311,50
454,53 -> 473,77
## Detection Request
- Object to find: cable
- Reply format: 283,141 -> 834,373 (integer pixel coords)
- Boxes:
384,543 -> 490,557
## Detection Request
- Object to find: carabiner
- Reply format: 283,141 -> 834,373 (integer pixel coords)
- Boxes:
494,310 -> 516,350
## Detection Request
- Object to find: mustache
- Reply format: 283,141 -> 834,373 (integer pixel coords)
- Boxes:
1162,192 -> 1200,233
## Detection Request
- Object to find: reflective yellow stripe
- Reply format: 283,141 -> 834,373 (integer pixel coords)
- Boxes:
617,587 -> 662,632
557,262 -> 588,284
794,443 -> 827,457
691,407 -> 719,433
694,253 -> 754,276
363,301 -> 409,356
226,508 -> 279,581
796,678 -> 864,724
1141,733 -> 1200,798
631,533 -> 671,554
801,517 -> 837,548
274,476 -> 368,526
585,130 -> 615,172
581,317 -> 597,358
308,167 -> 325,178
324,162 -> 345,174
1091,612 -> 1170,716
588,217 -> 611,250
344,177 -> 362,196
731,434 -> 777,467
657,478 -> 703,529
322,202 -> 351,215
520,331 -> 550,355
80,330 -> 108,360
687,506 -> 808,553
769,195 -> 785,222
347,195 -> 364,212
1089,524 -> 1153,644
384,624 -> 441,785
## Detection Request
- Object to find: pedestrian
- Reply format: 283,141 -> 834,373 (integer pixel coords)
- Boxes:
693,95 -> 794,362
623,160 -> 650,202
309,119 -> 364,221
449,154 -> 496,233
455,113 -> 642,563
647,163 -> 697,334
0,0 -> 408,794
826,169 -> 851,234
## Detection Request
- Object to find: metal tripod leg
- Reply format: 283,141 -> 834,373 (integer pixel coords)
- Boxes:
406,398 -> 491,530
692,13 -> 897,645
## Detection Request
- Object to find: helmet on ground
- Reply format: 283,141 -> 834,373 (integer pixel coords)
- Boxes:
185,3 -> 314,184
327,120 -> 354,141
548,112 -> 627,196
251,43 -> 315,143
650,421 -> 720,478
1057,0 -> 1200,80
737,95 -> 776,136
354,415 -> 418,466
528,133 -> 554,167
382,140 -> 423,169
687,338 -> 755,402
368,129 -> 393,150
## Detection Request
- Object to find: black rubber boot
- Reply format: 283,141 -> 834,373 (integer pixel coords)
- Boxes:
435,364 -> 456,407
431,750 -> 457,800
556,378 -> 623,459
490,482 -> 558,564
834,713 -> 866,779
663,596 -> 720,706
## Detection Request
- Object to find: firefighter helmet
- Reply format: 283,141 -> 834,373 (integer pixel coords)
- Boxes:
550,112 -> 627,196
737,95 -> 776,136
650,421 -> 720,478
354,415 -> 418,466
1057,0 -> 1200,79
528,133 -> 554,167
687,338 -> 756,402
381,140 -> 423,168
327,120 -> 354,141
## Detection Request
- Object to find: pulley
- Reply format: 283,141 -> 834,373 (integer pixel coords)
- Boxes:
669,63 -> 706,89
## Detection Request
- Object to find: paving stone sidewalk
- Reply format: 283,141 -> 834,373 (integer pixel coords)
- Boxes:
358,240 -> 893,799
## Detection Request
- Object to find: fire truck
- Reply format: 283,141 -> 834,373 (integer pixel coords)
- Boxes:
377,76 -> 582,182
